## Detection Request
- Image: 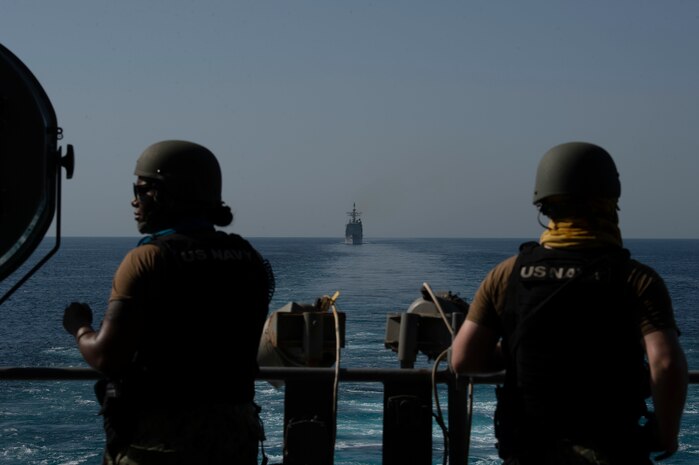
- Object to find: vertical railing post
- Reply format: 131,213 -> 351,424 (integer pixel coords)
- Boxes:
383,375 -> 432,465
283,371 -> 335,465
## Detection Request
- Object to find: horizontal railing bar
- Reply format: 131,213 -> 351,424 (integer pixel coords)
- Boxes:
0,366 -> 454,382
0,366 -> 698,384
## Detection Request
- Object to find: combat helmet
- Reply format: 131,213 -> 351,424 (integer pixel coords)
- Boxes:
135,140 -> 222,209
533,142 -> 620,205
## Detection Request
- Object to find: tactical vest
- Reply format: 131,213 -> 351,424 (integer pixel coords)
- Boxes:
125,230 -> 272,406
495,242 -> 649,457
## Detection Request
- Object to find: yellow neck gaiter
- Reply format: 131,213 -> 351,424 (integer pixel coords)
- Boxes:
539,199 -> 622,249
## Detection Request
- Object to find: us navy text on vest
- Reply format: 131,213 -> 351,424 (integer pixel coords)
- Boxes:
179,248 -> 254,262
519,265 -> 607,281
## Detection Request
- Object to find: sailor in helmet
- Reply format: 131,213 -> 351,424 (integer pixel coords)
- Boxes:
63,141 -> 273,464
451,142 -> 688,465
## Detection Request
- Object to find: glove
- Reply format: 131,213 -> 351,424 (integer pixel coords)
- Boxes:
63,302 -> 94,336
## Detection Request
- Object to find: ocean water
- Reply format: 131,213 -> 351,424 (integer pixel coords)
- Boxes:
0,237 -> 697,465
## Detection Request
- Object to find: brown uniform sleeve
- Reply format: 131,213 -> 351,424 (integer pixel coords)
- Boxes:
466,256 -> 517,334
627,259 -> 679,336
109,244 -> 162,303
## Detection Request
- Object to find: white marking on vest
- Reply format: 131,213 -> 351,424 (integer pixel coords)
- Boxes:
520,265 -> 581,279
180,249 -> 207,262
211,249 -> 252,261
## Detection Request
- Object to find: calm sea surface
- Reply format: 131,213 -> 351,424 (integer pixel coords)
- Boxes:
0,237 -> 697,464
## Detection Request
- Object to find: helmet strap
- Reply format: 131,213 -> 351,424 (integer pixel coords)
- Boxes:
537,210 -> 552,230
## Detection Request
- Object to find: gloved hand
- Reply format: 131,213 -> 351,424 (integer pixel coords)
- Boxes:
63,302 -> 94,336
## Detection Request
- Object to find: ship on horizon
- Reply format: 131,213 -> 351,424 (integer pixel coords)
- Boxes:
345,203 -> 363,245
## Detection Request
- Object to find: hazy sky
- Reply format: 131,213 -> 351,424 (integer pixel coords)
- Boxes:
3,1 -> 699,238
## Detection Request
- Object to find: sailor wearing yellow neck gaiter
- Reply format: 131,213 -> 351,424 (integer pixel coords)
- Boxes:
451,141 -> 688,465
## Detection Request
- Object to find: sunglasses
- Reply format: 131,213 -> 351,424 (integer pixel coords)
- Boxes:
133,183 -> 156,201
